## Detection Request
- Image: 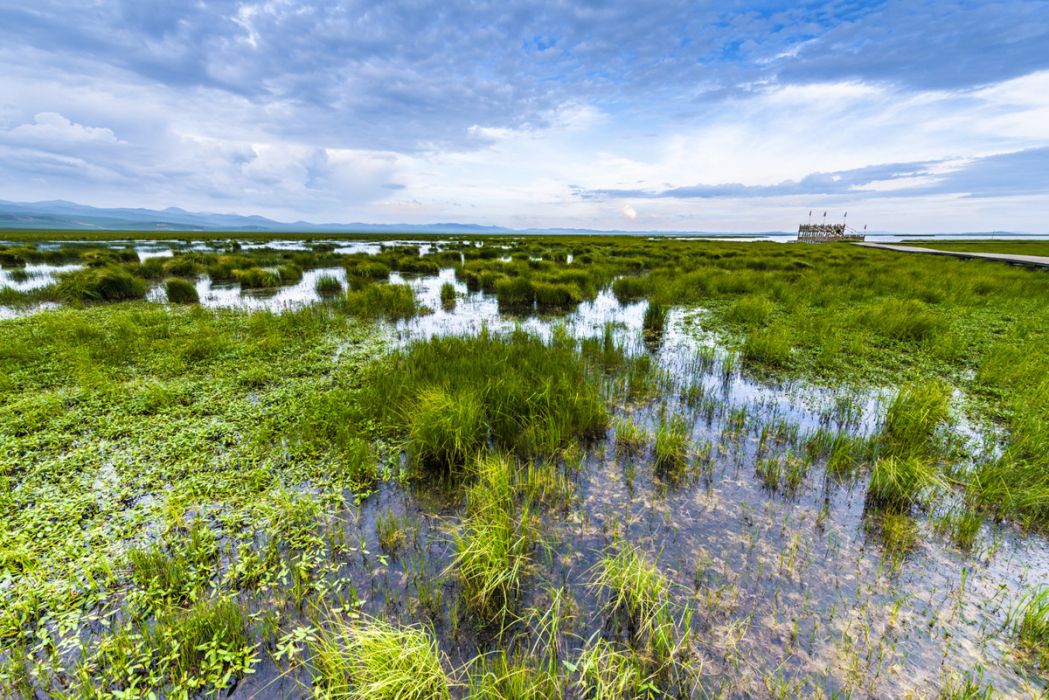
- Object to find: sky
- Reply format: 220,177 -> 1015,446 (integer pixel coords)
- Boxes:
1,1 -> 1048,232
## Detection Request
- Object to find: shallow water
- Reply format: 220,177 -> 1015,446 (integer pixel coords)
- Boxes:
3,241 -> 1046,696
0,262 -> 81,291
229,265 -> 1047,696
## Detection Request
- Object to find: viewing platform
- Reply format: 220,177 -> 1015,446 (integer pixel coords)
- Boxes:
797,223 -> 866,242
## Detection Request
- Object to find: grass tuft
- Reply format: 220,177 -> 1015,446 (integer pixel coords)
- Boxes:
310,615 -> 451,700
164,277 -> 199,304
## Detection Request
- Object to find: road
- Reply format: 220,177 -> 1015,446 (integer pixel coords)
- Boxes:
853,242 -> 1049,269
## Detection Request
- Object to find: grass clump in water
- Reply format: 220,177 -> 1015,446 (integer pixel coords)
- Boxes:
642,300 -> 668,339
862,298 -> 943,342
440,281 -> 456,309
56,265 -> 147,303
451,455 -> 538,626
315,274 -> 343,297
164,277 -> 199,304
611,275 -> 649,303
614,417 -> 646,454
234,267 -> 281,289
310,615 -> 451,700
1009,586 -> 1049,671
875,511 -> 920,558
879,380 -> 951,458
90,597 -> 254,695
360,330 -> 609,466
592,545 -> 672,647
726,294 -> 774,326
409,387 -> 486,469
653,414 -> 689,479
866,456 -> 944,512
344,282 -> 418,319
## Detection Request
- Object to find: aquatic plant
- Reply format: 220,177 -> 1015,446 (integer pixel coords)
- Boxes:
938,667 -> 993,700
876,511 -> 920,557
613,417 -> 646,454
448,455 -> 540,626
653,414 -> 689,479
742,326 -> 791,368
315,273 -> 343,296
164,277 -> 199,304
592,544 -> 671,640
359,331 -> 609,461
611,275 -> 649,303
879,381 -> 951,458
56,265 -> 147,302
344,282 -> 418,319
277,263 -> 304,284
862,298 -> 943,342
866,456 -> 944,512
90,597 -> 253,695
726,294 -> 775,326
376,510 -> 408,556
310,615 -> 451,700
440,281 -> 456,309
234,266 -> 281,289
642,300 -> 668,338
409,387 -> 486,469
494,275 -> 534,310
1009,586 -> 1049,671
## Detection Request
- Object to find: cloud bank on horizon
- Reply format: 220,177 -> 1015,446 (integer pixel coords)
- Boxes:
1,0 -> 1047,232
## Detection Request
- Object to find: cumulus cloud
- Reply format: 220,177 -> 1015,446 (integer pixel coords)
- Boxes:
0,1 -> 1046,229
7,112 -> 121,145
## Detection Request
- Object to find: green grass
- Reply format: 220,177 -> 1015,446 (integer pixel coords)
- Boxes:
642,300 -> 668,338
938,667 -> 993,699
234,266 -> 281,289
310,615 -> 451,700
875,511 -> 920,557
742,326 -> 792,368
613,417 -> 647,454
315,274 -> 343,297
879,381 -> 951,458
89,597 -> 254,694
726,294 -> 775,326
451,455 -> 538,626
55,265 -> 147,303
440,281 -> 457,309
1009,587 -> 1049,671
866,456 -> 944,512
653,414 -> 689,479
164,276 -> 199,304
903,239 -> 1049,256
408,387 -> 487,469
358,330 -> 610,462
591,544 -> 672,644
344,282 -> 418,319
612,275 -> 649,303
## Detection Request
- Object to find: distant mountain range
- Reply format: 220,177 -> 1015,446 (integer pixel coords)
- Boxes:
0,199 -> 1036,238
0,199 -> 793,236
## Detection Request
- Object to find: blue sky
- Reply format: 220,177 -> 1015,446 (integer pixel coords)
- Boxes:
1,1 -> 1048,231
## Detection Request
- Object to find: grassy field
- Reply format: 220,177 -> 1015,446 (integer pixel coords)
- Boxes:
899,239 -> 1049,256
1,233 -> 1047,697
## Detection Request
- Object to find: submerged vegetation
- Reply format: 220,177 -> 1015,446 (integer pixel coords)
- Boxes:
1,231 -> 1047,697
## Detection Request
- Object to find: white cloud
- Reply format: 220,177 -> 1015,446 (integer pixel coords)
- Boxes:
8,112 -> 122,145
621,204 -> 637,220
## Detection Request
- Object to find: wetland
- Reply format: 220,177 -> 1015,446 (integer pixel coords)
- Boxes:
0,232 -> 1047,698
